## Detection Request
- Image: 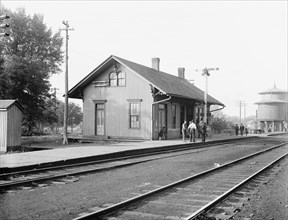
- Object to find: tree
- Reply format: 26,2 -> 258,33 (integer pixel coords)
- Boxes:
0,57 -> 9,98
57,101 -> 83,133
210,110 -> 234,134
210,117 -> 232,134
0,8 -> 63,134
67,102 -> 83,133
42,97 -> 58,126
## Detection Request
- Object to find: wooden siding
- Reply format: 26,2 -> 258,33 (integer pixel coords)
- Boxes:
83,64 -> 154,139
258,103 -> 287,121
0,110 -> 8,152
7,105 -> 22,147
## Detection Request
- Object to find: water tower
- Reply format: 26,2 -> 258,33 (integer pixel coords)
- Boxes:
255,84 -> 288,132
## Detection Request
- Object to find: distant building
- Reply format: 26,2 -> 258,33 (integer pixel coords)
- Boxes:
68,55 -> 224,140
0,100 -> 23,152
255,84 -> 288,132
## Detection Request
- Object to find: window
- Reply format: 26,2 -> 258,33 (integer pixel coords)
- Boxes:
159,104 -> 165,109
129,102 -> 140,129
96,103 -> 104,109
109,71 -> 126,87
172,105 -> 176,128
109,72 -> 117,86
117,71 -> 126,86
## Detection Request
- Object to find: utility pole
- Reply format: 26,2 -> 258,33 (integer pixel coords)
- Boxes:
240,101 -> 242,124
60,21 -> 74,145
199,67 -> 219,124
51,87 -> 59,133
244,103 -> 246,126
255,110 -> 258,129
236,101 -> 245,124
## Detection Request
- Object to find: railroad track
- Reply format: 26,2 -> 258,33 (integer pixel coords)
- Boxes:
72,142 -> 287,220
0,138 -> 283,191
0,139 -> 255,190
2,137 -> 262,176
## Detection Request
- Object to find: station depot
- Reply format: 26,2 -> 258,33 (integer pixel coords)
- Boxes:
68,55 -> 225,140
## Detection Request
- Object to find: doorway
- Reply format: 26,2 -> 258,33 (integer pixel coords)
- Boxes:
95,103 -> 105,135
158,104 -> 167,135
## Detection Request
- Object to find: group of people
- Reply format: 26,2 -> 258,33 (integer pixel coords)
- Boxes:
182,120 -> 207,142
235,123 -> 248,136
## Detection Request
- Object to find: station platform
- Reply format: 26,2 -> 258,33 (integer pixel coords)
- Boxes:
0,133 -> 284,172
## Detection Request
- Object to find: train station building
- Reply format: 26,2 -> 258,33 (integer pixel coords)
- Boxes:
255,84 -> 288,132
68,55 -> 224,140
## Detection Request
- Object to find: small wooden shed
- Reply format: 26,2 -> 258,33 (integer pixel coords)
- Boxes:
0,100 -> 23,152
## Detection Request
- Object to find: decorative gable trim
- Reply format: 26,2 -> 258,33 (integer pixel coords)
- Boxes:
113,56 -> 167,96
92,80 -> 108,87
127,99 -> 142,102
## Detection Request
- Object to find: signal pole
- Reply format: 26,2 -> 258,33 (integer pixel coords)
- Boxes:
60,21 -> 74,145
200,67 -> 219,124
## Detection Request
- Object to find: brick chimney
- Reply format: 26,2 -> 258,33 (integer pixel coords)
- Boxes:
152,58 -> 160,71
178,67 -> 185,79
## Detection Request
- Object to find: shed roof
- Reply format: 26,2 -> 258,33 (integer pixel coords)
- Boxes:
68,55 -> 224,106
0,100 -> 24,111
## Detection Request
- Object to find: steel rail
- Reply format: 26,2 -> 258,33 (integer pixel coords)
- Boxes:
72,142 -> 287,220
185,151 -> 288,220
0,141 -> 237,189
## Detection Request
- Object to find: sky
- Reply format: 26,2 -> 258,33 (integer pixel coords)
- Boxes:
1,0 -> 287,117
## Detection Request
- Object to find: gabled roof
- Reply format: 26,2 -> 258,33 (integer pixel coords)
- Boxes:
68,55 -> 224,106
0,100 -> 24,111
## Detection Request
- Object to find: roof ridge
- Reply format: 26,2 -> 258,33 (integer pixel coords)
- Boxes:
113,55 -> 195,82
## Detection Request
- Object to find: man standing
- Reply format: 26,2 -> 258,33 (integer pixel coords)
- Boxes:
235,124 -> 239,136
198,120 -> 204,139
182,121 -> 187,142
202,122 -> 207,142
240,123 -> 245,136
188,120 -> 197,142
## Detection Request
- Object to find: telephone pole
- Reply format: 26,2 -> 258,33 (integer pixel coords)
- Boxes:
51,87 -> 59,133
60,21 -> 74,145
243,102 -> 246,126
236,101 -> 245,124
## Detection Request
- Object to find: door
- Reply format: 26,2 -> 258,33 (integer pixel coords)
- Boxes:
95,103 -> 105,135
187,105 -> 194,123
180,105 -> 185,134
158,104 -> 167,132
